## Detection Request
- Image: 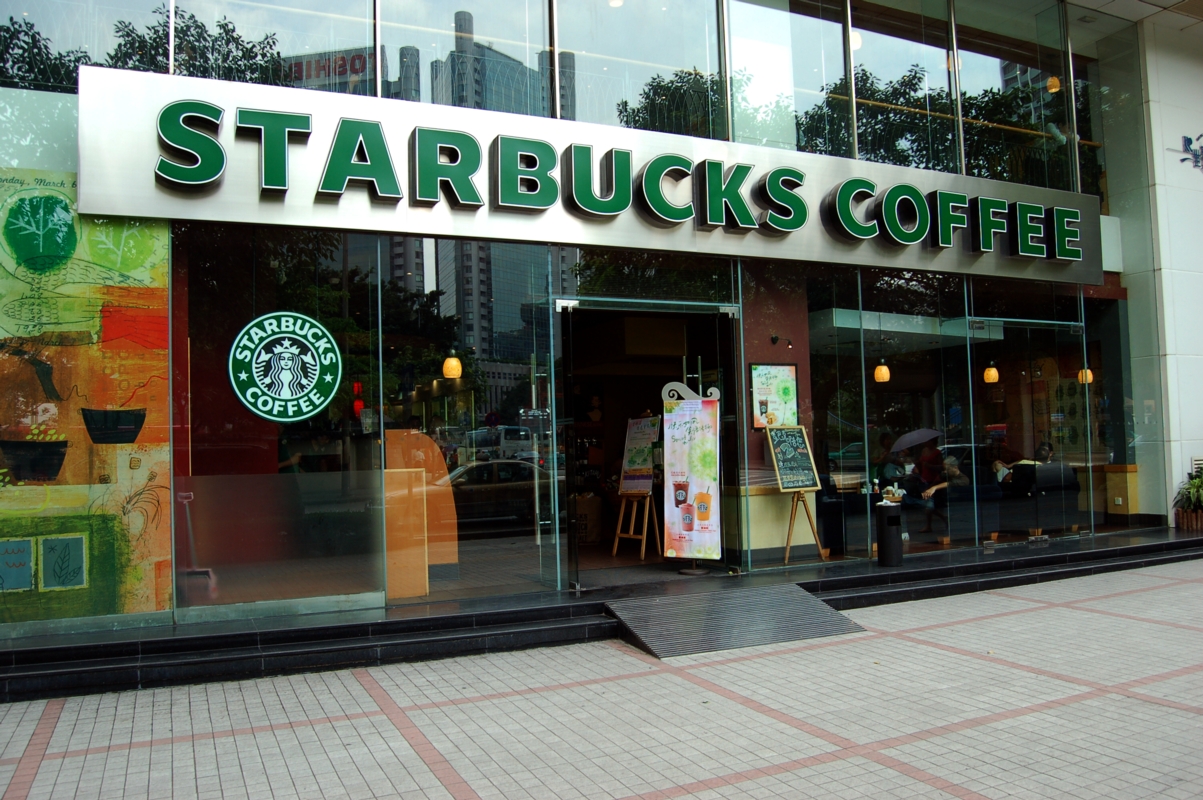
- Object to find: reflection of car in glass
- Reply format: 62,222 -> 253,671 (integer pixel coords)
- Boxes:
437,459 -> 557,524
827,441 -> 865,472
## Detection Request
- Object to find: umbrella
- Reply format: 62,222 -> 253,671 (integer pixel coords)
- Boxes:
891,428 -> 943,453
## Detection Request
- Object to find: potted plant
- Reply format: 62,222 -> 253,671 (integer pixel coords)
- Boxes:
1173,469 -> 1203,531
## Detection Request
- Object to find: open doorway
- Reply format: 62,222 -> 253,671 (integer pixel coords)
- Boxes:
560,306 -> 741,587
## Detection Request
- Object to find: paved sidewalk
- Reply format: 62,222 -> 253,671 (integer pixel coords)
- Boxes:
2,561 -> 1203,800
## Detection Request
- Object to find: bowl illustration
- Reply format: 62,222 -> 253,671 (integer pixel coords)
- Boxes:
0,440 -> 68,483
81,408 -> 147,444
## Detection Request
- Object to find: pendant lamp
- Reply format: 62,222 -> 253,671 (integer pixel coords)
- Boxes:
983,362 -> 999,384
442,352 -> 463,379
1078,368 -> 1093,385
874,359 -> 890,383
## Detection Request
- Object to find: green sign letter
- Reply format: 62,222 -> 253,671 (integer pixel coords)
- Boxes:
1010,202 -> 1046,258
155,100 -> 226,188
638,154 -> 694,225
318,118 -> 401,199
493,136 -> 559,211
696,160 -> 758,230
410,127 -> 484,208
1048,207 -> 1083,261
236,108 -> 311,192
879,184 -> 930,245
757,167 -> 808,233
974,196 -> 1008,252
564,145 -> 632,217
832,178 -> 878,239
931,190 -> 968,248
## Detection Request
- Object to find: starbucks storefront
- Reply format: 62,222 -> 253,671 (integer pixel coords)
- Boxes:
0,61 -> 1166,633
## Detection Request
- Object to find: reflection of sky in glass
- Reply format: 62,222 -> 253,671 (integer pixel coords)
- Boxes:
957,49 -> 1006,97
557,0 -> 720,127
381,0 -> 547,103
851,28 -> 950,98
185,0 -> 373,59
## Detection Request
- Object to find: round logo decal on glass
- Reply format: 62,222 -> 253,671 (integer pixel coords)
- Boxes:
228,311 -> 342,423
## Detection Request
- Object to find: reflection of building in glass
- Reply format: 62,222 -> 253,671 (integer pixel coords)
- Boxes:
389,236 -> 424,294
281,47 -> 381,95
385,11 -> 574,118
1000,61 -> 1052,127
477,361 -> 529,413
435,240 -> 576,414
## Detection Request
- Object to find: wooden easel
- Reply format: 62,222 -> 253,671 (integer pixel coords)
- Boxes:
784,490 -> 827,564
612,491 -> 661,560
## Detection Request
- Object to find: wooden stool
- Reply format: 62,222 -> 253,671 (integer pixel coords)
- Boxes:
612,492 -> 661,560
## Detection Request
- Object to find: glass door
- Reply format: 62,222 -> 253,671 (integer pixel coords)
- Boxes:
555,298 -> 742,587
969,320 -> 1093,539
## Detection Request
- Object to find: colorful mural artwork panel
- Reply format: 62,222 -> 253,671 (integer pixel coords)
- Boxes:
0,168 -> 171,624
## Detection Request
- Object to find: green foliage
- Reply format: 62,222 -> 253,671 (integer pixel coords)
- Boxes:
571,248 -> 734,303
0,467 -> 25,488
617,69 -> 728,140
3,193 -> 77,273
1,4 -> 288,94
1174,470 -> 1203,512
0,16 -> 91,93
108,6 -> 288,86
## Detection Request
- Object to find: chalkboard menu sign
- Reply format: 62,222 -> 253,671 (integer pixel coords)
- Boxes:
766,426 -> 820,492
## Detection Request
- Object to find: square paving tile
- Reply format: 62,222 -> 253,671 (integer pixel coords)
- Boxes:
691,635 -> 1084,744
906,605 -> 1203,685
879,694 -> 1203,800
844,592 -> 1044,633
1075,580 -> 1203,629
0,699 -> 44,760
369,641 -> 658,710
986,571 -> 1176,605
676,755 -> 961,799
409,671 -> 838,800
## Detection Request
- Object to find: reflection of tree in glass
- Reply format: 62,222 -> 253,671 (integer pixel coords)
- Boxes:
1,4 -> 287,94
617,69 -> 728,140
572,249 -> 733,304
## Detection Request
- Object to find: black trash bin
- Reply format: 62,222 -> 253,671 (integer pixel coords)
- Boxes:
876,502 -> 903,567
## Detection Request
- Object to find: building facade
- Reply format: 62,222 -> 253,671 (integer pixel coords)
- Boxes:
0,0 -> 1195,634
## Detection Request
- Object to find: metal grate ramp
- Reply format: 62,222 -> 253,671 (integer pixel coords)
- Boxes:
605,583 -> 863,659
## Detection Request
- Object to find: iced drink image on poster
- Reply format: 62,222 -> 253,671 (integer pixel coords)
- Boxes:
662,396 -> 722,560
750,364 -> 799,430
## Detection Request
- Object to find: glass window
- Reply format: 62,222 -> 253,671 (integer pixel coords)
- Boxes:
954,0 -> 1073,189
382,238 -> 563,603
860,269 -> 977,549
172,224 -> 384,614
740,259 -> 869,562
180,0 -> 374,92
729,0 -> 849,156
558,0 -> 726,138
0,1 -> 166,93
850,0 -> 956,172
381,1 -> 552,115
1068,8 -> 1166,533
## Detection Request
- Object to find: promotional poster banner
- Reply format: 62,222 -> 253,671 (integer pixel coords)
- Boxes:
619,417 -> 661,494
664,399 -> 721,560
750,364 -> 799,429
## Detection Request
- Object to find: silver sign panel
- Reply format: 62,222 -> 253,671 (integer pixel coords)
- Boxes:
77,67 -> 1102,284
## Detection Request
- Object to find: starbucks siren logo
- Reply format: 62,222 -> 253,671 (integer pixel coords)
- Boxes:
229,311 -> 342,422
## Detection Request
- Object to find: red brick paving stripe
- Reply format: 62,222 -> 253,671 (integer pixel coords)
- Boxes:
39,710 -> 386,762
2,698 -> 63,800
353,669 -> 481,800
863,751 -> 992,800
